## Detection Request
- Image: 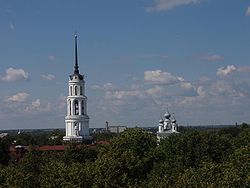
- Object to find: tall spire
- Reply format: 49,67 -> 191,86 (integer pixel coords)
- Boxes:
74,33 -> 79,74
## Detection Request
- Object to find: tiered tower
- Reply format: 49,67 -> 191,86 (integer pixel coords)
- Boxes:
63,35 -> 90,142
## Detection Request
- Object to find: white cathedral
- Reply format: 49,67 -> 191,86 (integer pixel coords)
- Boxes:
157,111 -> 179,141
63,35 -> 91,142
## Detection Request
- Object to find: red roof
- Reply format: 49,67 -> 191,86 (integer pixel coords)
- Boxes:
9,141 -> 110,152
36,145 -> 66,151
96,140 -> 109,145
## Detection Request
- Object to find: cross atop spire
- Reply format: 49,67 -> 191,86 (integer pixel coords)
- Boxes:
74,33 -> 79,74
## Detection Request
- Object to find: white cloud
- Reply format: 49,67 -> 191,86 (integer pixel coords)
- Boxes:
238,66 -> 250,73
145,0 -> 201,12
210,81 -> 234,96
180,81 -> 192,90
91,83 -> 114,91
58,94 -> 66,109
25,99 -> 53,113
1,67 -> 29,82
6,92 -> 29,102
144,70 -> 182,85
105,90 -> 145,101
179,82 -> 198,96
197,86 -> 206,97
48,55 -> 55,60
99,70 -> 198,110
202,53 -> 224,62
246,6 -> 250,16
41,74 -> 56,81
216,65 -> 237,77
103,83 -> 114,90
91,85 -> 102,90
90,65 -> 250,126
9,21 -> 15,30
146,85 -> 164,97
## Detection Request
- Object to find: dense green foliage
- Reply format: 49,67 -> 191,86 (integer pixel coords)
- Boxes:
0,125 -> 249,187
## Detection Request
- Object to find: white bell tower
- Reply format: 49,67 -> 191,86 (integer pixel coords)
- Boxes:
63,35 -> 90,142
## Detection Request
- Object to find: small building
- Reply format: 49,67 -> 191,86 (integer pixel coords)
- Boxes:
105,121 -> 127,133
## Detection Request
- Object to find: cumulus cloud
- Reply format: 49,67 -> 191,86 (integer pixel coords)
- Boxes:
41,74 -> 56,81
101,70 -> 198,108
197,86 -> 206,97
145,0 -> 201,12
216,65 -> 237,77
25,99 -> 53,113
91,65 -> 250,126
144,70 -> 182,85
1,67 -> 29,82
146,85 -> 164,97
5,92 -> 29,102
210,81 -> 234,96
180,82 -> 198,96
246,6 -> 250,16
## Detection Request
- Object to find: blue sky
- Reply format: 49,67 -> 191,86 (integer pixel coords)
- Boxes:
0,0 -> 250,129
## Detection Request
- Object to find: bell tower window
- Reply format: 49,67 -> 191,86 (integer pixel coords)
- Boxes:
70,86 -> 72,96
80,86 -> 83,95
75,100 -> 79,115
75,86 -> 78,95
82,100 -> 84,115
69,100 -> 71,115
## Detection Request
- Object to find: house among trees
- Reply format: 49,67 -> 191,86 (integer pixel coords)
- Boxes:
105,121 -> 127,134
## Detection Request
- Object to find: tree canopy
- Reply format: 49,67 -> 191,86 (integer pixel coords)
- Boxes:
0,125 -> 249,187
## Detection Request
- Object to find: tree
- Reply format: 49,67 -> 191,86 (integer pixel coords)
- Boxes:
0,138 -> 9,166
175,162 -> 224,188
39,161 -> 92,188
158,130 -> 233,169
47,129 -> 64,145
92,128 -> 157,187
92,132 -> 117,142
233,126 -> 250,148
222,145 -> 250,187
62,144 -> 97,164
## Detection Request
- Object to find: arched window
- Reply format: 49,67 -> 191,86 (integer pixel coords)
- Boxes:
74,122 -> 79,136
75,86 -> 78,95
75,100 -> 79,115
69,100 -> 71,115
70,86 -> 72,96
81,100 -> 84,115
80,86 -> 83,95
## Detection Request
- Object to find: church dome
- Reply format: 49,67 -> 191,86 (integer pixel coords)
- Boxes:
164,112 -> 171,119
172,118 -> 176,123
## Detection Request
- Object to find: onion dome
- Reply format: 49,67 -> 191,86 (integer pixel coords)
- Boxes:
172,118 -> 176,123
159,119 -> 164,124
164,112 -> 171,119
